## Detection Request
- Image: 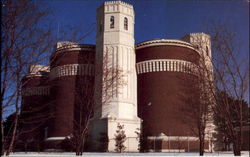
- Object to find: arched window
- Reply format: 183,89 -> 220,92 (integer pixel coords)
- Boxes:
110,16 -> 114,29
124,17 -> 128,30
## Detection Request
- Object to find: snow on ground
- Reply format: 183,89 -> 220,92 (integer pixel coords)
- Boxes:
5,151 -> 249,157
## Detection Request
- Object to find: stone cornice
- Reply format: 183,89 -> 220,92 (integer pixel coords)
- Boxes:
55,43 -> 95,54
135,39 -> 200,55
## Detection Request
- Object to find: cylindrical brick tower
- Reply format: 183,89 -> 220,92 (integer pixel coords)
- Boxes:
45,42 -> 95,150
136,39 -> 205,152
17,65 -> 50,151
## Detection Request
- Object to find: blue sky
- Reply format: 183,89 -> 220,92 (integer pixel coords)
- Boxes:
44,0 -> 249,47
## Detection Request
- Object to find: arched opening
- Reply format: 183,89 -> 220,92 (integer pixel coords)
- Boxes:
124,17 -> 128,30
110,16 -> 114,29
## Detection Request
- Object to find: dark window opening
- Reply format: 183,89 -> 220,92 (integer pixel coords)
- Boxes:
124,17 -> 128,30
110,16 -> 114,29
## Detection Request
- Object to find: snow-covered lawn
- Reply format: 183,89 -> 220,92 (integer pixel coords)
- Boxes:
6,151 -> 249,157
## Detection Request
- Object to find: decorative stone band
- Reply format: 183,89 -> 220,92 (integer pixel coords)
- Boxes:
147,135 -> 199,141
22,86 -> 50,96
136,59 -> 198,75
50,64 -> 95,80
55,43 -> 95,54
104,0 -> 132,8
45,136 -> 68,141
135,39 -> 199,55
148,149 -> 186,153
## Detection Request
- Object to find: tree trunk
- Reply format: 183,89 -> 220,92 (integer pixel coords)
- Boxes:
233,140 -> 241,156
199,129 -> 205,156
75,141 -> 80,156
80,138 -> 85,155
6,112 -> 18,155
199,139 -> 204,156
6,74 -> 21,155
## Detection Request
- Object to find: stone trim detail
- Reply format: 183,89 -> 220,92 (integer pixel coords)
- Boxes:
147,135 -> 199,141
45,136 -> 68,141
148,149 -> 186,152
22,86 -> 50,96
136,59 -> 198,75
135,39 -> 199,53
55,42 -> 95,54
50,64 -> 95,80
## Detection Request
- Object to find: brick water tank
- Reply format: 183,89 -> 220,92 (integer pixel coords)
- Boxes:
18,65 -> 50,151
46,42 -> 95,150
136,39 -> 205,151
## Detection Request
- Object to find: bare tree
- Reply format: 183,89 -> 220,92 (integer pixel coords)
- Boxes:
1,0 -> 54,154
183,21 -> 249,155
179,71 -> 212,156
181,22 -> 248,156
15,66 -> 52,152
59,46 -> 95,155
69,75 -> 94,155
204,22 -> 249,156
64,47 -> 126,155
180,32 -> 215,156
213,91 -> 249,151
1,0 -> 93,155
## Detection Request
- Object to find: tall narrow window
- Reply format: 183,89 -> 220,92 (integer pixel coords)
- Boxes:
110,16 -> 114,29
124,17 -> 128,30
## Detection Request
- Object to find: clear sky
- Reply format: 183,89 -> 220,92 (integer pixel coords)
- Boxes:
44,0 -> 249,48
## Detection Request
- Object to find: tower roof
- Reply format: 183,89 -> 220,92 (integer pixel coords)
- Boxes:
104,0 -> 133,9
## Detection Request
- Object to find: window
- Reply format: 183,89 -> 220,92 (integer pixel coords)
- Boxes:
124,17 -> 128,30
110,16 -> 114,29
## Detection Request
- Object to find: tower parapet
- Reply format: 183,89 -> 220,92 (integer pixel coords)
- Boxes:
103,0 -> 134,16
181,33 -> 213,78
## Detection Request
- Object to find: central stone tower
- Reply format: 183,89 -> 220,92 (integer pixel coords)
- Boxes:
89,1 -> 141,152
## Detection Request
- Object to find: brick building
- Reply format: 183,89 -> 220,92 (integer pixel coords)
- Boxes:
18,0 -> 215,152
